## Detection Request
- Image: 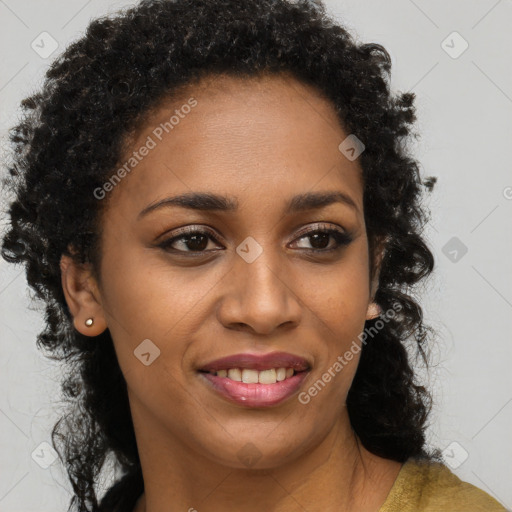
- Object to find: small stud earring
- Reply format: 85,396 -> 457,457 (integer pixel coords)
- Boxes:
85,318 -> 94,327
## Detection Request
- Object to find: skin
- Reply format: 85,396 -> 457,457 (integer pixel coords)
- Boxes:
60,72 -> 402,512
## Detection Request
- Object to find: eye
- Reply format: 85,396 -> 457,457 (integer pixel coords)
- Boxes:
289,223 -> 353,253
157,226 -> 223,254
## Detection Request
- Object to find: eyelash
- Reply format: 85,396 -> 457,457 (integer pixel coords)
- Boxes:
156,224 -> 353,255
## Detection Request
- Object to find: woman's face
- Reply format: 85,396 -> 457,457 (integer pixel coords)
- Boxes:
77,73 -> 381,469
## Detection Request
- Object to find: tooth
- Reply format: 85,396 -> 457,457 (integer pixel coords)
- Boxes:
258,368 -> 277,384
241,369 -> 259,383
286,368 -> 294,378
228,368 -> 242,381
276,368 -> 287,381
217,369 -> 227,378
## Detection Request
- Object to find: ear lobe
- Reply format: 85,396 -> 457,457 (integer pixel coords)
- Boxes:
366,301 -> 382,320
60,254 -> 107,336
366,237 -> 387,321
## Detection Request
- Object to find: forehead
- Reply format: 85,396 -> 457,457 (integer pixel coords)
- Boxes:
106,72 -> 364,218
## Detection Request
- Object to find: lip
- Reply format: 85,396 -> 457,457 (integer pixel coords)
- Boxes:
198,370 -> 310,407
197,351 -> 311,372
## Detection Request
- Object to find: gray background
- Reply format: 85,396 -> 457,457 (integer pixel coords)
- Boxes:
1,0 -> 511,510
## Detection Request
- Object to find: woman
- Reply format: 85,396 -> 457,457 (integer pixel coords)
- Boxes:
1,0 -> 506,510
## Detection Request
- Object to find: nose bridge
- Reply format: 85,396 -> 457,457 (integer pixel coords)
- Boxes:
218,236 -> 301,334
236,236 -> 289,305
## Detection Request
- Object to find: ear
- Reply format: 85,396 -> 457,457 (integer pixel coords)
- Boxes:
366,237 -> 387,321
60,254 -> 107,336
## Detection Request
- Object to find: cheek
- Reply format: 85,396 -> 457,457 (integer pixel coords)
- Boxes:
297,245 -> 371,325
294,247 -> 370,381
98,244 -> 222,366
297,270 -> 368,412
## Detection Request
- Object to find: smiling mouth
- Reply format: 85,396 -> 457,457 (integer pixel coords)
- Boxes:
197,367 -> 310,407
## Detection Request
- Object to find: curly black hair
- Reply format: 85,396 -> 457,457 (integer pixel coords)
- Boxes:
1,0 -> 442,510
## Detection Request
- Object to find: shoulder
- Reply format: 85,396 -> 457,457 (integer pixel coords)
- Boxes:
379,457 -> 508,512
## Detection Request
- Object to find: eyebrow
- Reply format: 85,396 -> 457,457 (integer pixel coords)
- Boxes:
138,190 -> 359,219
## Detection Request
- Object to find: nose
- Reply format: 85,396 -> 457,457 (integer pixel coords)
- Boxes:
216,248 -> 302,336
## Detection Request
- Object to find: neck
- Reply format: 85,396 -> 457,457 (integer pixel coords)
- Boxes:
131,406 -> 402,512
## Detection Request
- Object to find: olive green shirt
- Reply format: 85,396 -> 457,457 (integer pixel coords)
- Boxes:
379,458 -> 508,511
